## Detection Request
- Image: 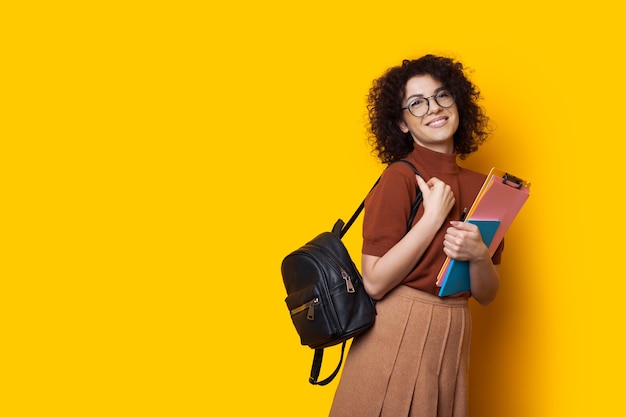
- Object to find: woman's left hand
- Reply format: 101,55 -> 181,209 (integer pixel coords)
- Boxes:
442,221 -> 490,262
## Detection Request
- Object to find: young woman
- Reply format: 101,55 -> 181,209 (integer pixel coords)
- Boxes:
329,55 -> 503,417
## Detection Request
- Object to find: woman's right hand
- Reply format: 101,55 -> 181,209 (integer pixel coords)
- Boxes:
415,175 -> 455,226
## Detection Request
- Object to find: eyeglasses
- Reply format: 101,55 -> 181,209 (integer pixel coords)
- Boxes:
402,89 -> 455,117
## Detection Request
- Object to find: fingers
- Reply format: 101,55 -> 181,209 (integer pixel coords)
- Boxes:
446,222 -> 479,241
416,174 -> 442,188
444,222 -> 484,260
449,220 -> 478,231
415,175 -> 429,194
416,175 -> 455,219
415,175 -> 453,196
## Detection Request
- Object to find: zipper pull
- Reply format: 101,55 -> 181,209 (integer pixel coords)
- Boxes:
307,298 -> 318,320
342,269 -> 355,293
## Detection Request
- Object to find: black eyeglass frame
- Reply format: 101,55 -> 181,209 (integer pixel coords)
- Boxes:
401,90 -> 455,118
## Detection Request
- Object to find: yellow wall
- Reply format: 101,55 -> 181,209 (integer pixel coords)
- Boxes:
4,0 -> 625,415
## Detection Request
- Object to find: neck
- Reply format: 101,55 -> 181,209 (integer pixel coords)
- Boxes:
412,139 -> 454,155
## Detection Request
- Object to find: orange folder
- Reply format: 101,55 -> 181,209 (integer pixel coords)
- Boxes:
436,168 -> 531,296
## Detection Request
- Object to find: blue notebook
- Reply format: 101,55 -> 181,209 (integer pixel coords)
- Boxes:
437,219 -> 501,297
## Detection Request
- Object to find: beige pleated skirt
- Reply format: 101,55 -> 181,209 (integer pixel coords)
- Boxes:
329,285 -> 471,417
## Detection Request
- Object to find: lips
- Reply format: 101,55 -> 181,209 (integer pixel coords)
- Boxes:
426,116 -> 448,128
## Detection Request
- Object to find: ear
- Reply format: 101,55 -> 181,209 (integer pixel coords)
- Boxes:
397,118 -> 409,134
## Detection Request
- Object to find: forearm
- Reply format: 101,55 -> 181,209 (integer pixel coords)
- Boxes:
469,254 -> 500,306
362,213 -> 441,300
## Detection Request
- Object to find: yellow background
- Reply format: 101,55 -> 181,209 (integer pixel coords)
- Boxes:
2,1 -> 625,415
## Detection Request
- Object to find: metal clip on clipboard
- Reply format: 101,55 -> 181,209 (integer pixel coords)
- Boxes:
502,172 -> 531,190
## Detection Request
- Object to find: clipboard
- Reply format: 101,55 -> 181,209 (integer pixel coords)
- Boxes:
436,168 -> 531,297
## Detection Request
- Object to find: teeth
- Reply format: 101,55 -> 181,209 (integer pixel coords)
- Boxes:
428,118 -> 446,127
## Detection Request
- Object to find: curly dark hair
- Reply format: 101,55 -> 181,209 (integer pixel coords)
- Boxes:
367,54 -> 491,164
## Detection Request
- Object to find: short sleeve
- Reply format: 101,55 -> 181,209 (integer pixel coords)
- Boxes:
362,164 -> 419,257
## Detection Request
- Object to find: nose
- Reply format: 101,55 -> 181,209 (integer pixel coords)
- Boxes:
426,97 -> 443,114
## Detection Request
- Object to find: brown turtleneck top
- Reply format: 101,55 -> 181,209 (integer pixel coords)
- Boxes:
362,144 -> 503,297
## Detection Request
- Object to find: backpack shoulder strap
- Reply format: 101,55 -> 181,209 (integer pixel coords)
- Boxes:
340,159 -> 423,238
393,160 -> 423,232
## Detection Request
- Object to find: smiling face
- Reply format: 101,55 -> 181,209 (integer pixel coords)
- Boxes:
398,74 -> 459,154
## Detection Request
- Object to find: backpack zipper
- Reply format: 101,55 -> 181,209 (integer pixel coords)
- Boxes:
290,297 -> 319,320
311,244 -> 356,294
341,269 -> 355,293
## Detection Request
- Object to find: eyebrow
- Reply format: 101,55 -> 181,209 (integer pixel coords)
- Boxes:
405,86 -> 447,103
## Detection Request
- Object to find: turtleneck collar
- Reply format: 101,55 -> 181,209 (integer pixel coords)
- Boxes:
405,143 -> 459,175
